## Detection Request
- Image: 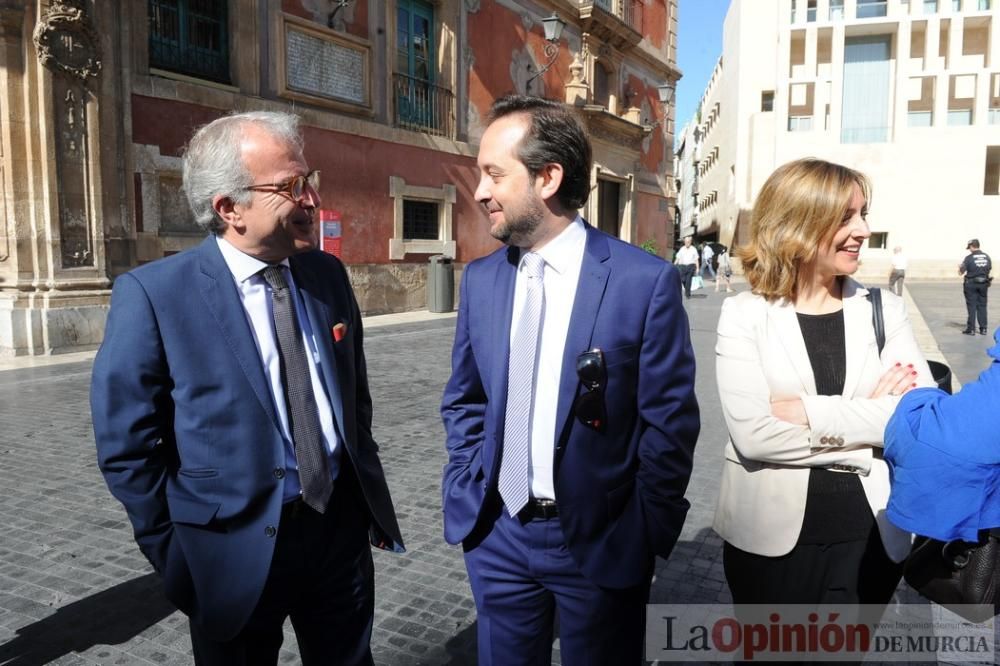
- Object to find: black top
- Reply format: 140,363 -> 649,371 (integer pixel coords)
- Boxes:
962,251 -> 992,281
795,310 -> 875,544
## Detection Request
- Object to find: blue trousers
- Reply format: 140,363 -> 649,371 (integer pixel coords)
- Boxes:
464,508 -> 651,665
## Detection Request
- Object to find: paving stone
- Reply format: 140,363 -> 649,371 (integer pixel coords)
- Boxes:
1,285 -> 985,664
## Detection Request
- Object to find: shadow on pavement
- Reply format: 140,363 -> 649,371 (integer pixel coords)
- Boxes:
441,619 -> 477,664
0,573 -> 176,666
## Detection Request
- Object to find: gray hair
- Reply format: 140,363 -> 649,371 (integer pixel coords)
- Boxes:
181,111 -> 305,234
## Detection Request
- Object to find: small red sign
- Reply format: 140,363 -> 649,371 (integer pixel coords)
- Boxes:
320,209 -> 342,259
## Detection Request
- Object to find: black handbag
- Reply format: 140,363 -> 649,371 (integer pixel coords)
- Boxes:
903,530 -> 1000,623
868,288 -> 999,622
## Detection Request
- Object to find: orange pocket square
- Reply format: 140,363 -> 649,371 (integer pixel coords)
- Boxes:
332,322 -> 347,343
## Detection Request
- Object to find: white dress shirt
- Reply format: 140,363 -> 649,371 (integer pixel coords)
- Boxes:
509,218 -> 587,500
216,237 -> 341,503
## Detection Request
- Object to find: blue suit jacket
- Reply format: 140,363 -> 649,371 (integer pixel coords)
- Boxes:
91,237 -> 402,641
441,224 -> 699,588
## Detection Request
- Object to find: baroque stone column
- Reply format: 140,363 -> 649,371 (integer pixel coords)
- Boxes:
0,0 -> 120,356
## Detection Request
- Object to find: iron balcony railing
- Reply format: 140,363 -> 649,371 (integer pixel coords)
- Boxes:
148,0 -> 230,84
592,0 -> 642,32
392,73 -> 455,139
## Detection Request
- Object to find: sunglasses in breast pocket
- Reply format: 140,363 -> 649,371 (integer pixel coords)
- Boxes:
575,348 -> 607,432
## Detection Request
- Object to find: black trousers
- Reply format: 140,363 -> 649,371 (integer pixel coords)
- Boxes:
964,281 -> 989,331
678,264 -> 696,298
723,530 -> 902,608
723,528 -> 902,666
190,472 -> 375,666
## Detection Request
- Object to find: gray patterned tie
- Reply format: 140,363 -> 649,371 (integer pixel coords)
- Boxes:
498,252 -> 545,517
262,265 -> 333,513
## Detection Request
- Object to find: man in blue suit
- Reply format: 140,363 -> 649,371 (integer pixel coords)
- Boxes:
91,111 -> 402,665
441,95 -> 700,664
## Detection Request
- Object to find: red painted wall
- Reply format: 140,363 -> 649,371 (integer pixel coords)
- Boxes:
467,3 -> 572,122
132,95 -> 221,157
645,0 -> 669,51
131,95 -> 497,264
635,191 -> 669,255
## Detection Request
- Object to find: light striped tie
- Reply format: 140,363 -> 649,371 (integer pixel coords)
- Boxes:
498,252 -> 545,517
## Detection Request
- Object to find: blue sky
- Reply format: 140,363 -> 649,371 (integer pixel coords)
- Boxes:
675,0 -> 730,131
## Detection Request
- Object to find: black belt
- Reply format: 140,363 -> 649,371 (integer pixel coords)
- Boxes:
518,498 -> 559,520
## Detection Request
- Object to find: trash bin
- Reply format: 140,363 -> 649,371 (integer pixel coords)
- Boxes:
928,360 -> 952,395
427,255 -> 454,313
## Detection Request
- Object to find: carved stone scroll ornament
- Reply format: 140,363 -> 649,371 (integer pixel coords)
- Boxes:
32,0 -> 102,81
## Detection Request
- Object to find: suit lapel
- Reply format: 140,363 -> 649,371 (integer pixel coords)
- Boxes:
290,257 -> 347,441
196,237 -> 280,431
768,298 -> 818,395
490,248 -> 519,418
554,226 -> 610,444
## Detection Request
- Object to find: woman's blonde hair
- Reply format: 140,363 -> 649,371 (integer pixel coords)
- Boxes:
737,158 -> 870,301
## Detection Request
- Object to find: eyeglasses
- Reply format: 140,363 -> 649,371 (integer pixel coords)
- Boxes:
575,348 -> 607,431
243,170 -> 320,202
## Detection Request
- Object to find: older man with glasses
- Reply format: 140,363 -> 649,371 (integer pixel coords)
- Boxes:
91,111 -> 403,665
441,95 -> 700,664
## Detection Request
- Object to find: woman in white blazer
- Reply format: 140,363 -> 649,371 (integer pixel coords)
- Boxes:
714,159 -> 935,608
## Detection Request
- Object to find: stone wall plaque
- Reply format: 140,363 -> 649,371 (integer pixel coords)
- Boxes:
279,13 -> 371,112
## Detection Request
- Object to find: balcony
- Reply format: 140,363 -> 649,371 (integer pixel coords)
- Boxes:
579,0 -> 643,50
856,0 -> 888,18
392,73 -> 455,139
593,0 -> 642,31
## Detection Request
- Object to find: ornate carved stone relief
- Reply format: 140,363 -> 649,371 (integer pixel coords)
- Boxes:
32,0 -> 102,81
55,81 -> 94,267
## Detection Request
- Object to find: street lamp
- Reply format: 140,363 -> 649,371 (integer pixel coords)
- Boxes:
644,82 -> 676,131
526,13 -> 567,85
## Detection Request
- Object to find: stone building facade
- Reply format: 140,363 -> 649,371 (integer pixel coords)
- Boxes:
0,0 -> 679,356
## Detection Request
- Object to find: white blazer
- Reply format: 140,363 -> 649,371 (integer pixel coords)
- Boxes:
712,279 -> 935,562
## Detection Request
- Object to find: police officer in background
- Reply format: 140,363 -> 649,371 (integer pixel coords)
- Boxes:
960,238 -> 992,335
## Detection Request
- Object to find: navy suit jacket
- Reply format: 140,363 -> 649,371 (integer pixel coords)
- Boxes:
441,224 -> 699,588
91,237 -> 402,641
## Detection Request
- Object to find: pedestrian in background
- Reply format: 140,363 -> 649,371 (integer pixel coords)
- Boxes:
960,238 -> 992,335
674,235 -> 699,299
700,241 -> 716,282
714,158 -> 934,614
716,246 -> 734,293
91,111 -> 403,665
441,94 -> 699,665
889,245 -> 907,296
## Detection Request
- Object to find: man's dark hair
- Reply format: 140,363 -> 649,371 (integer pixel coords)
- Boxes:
487,94 -> 592,211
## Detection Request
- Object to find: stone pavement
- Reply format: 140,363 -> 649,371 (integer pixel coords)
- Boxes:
0,279 -> 992,665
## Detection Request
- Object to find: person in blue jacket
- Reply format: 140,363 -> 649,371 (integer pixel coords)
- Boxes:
884,336 -> 1000,542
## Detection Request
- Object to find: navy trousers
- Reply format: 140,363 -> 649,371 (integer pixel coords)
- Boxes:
464,508 -> 651,665
189,472 -> 375,666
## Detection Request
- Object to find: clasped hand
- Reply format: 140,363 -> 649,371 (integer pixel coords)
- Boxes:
770,363 -> 918,425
